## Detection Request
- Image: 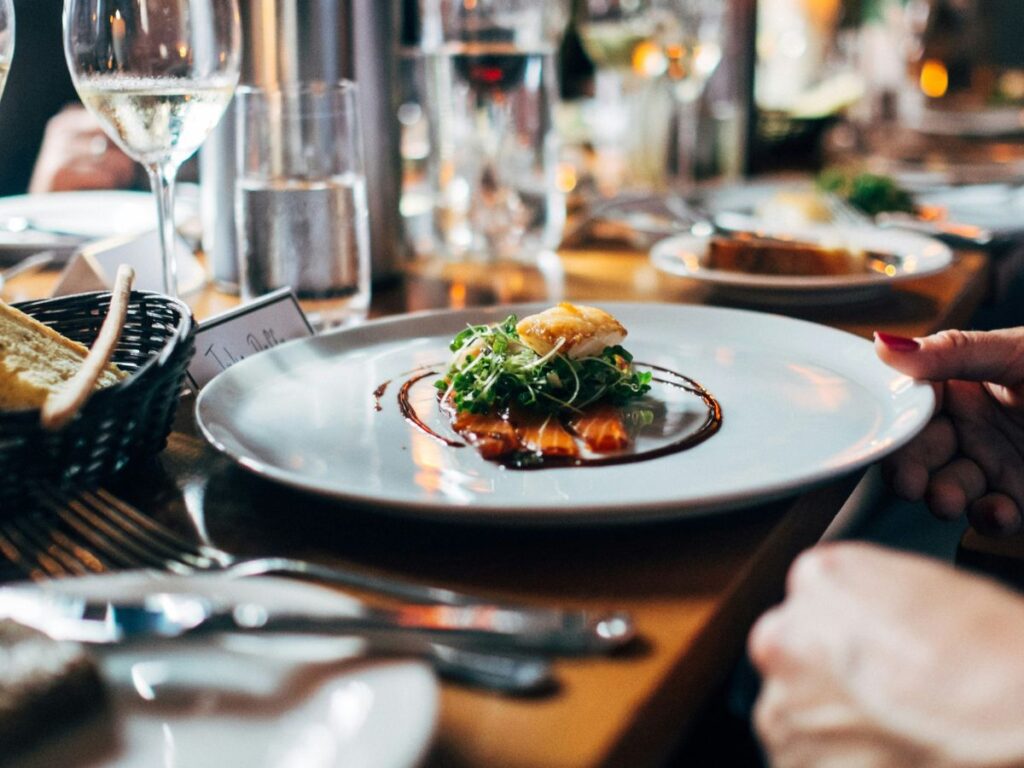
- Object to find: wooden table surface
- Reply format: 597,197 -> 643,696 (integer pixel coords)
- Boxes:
8,246 -> 991,768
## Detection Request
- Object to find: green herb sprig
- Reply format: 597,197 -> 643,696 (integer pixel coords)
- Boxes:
817,169 -> 915,217
435,315 -> 652,415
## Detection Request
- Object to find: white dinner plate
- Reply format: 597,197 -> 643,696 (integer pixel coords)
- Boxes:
0,188 -> 200,263
10,572 -> 439,768
195,303 -> 935,525
650,222 -> 953,306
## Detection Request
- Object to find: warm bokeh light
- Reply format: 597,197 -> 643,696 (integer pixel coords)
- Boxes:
920,59 -> 949,99
555,162 -> 577,194
632,41 -> 665,78
449,281 -> 467,309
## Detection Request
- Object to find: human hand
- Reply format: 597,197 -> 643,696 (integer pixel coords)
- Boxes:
28,106 -> 137,194
875,328 -> 1024,536
749,543 -> 1024,768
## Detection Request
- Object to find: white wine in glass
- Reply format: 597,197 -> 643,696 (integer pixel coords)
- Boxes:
0,0 -> 13,103
64,0 -> 241,296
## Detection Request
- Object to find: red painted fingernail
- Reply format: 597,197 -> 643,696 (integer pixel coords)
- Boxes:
875,332 -> 920,352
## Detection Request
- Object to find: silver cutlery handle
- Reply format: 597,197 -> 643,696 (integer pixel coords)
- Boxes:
350,632 -> 552,692
220,607 -> 634,655
422,643 -> 553,693
224,557 -> 635,654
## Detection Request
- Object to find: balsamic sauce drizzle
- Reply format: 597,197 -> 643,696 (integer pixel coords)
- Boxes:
387,363 -> 723,470
372,379 -> 392,412
397,371 -> 465,447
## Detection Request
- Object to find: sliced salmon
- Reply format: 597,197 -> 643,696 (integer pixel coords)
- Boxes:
511,408 -> 579,458
441,398 -> 520,459
569,405 -> 630,454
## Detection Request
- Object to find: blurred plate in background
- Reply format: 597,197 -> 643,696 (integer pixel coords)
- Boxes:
0,187 -> 200,266
650,221 -> 953,306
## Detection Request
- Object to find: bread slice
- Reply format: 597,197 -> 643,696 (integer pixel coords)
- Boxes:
708,235 -> 867,277
0,302 -> 126,410
0,620 -> 109,756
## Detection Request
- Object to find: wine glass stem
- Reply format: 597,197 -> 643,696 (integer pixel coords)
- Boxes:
670,93 -> 700,196
146,163 -> 180,297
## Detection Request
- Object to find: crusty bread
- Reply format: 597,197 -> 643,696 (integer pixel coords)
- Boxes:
0,301 -> 126,410
708,235 -> 867,277
0,620 -> 109,755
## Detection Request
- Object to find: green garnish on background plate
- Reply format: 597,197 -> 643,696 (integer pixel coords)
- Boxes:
818,169 -> 915,217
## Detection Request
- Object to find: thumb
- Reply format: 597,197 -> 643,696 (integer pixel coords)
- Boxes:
875,328 -> 1024,385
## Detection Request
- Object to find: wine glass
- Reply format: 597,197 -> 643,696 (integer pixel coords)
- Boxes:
0,0 -> 13,103
583,0 -> 723,188
419,0 -> 570,263
577,0 -> 662,192
63,0 -> 241,296
652,0 -> 723,187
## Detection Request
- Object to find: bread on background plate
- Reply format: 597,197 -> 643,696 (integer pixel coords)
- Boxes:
0,302 -> 126,411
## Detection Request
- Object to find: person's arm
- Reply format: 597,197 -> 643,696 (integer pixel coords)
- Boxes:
749,543 -> 1024,768
28,106 -> 138,193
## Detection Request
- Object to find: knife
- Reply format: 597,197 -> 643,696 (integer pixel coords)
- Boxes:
0,588 -> 633,654
0,589 -> 557,693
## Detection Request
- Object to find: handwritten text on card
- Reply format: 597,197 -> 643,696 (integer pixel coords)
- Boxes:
187,288 -> 314,390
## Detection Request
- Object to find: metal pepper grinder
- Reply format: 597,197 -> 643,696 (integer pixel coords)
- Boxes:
200,0 -> 403,289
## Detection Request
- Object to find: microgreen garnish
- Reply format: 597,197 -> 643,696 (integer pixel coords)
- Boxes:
435,315 -> 652,414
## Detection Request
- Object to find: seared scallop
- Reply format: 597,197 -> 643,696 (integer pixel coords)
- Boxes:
515,303 -> 627,359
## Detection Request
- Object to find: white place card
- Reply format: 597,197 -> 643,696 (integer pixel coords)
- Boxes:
186,287 -> 314,391
51,230 -> 206,297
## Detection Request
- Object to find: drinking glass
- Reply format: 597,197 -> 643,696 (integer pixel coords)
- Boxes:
419,0 -> 570,262
63,0 -> 241,297
582,0 -> 723,194
236,82 -> 371,330
0,0 -> 12,103
653,0 -> 724,189
577,0 -> 661,192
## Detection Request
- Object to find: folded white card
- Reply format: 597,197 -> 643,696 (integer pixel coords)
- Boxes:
51,230 -> 205,297
187,287 -> 315,390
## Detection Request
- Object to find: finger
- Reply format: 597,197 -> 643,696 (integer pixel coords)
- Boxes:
65,132 -> 110,157
968,493 -> 1024,537
881,416 -> 958,500
924,457 -> 987,521
875,327 -> 1024,387
45,105 -> 103,136
752,681 -> 793,755
951,413 -> 1024,520
748,606 -> 788,674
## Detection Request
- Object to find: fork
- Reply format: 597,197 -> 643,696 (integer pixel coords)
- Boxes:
0,499 -> 559,693
11,487 -> 634,654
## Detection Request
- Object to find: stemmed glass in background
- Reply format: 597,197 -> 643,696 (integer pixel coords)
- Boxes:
580,0 -> 724,196
63,0 -> 241,296
0,0 -> 12,103
419,0 -> 570,263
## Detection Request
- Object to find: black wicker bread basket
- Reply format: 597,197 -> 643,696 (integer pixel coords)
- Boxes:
0,290 -> 195,509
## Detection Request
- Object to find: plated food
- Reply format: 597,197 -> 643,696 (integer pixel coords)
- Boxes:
407,303 -> 721,469
707,233 -> 880,278
196,303 -> 936,522
651,223 -> 953,307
